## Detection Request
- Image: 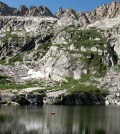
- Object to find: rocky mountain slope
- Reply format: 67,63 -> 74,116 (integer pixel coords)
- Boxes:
0,1 -> 120,105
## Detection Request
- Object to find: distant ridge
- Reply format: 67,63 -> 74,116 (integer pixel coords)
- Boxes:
0,1 -> 120,25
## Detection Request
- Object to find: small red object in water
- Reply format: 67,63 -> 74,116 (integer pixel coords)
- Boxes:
49,112 -> 55,115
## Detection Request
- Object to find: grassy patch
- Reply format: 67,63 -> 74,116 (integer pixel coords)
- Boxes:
8,53 -> 23,65
61,28 -> 106,50
55,77 -> 108,95
0,77 -> 43,90
79,51 -> 107,77
0,60 -> 6,65
114,64 -> 120,73
1,31 -> 24,43
53,99 -> 62,105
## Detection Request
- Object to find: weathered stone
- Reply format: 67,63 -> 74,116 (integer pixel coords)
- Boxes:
1,93 -> 16,102
61,92 -> 105,105
25,6 -> 54,17
81,46 -> 87,52
116,101 -> 120,105
0,1 -> 16,16
14,95 -> 30,105
7,101 -> 20,106
91,47 -> 97,52
1,0 -> 120,106
116,93 -> 120,97
26,93 -> 43,105
13,5 -> 28,16
105,100 -> 110,105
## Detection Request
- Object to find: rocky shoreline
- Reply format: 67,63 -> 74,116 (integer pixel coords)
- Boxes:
0,88 -> 105,106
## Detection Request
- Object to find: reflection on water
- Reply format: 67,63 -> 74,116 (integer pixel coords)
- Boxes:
0,105 -> 120,134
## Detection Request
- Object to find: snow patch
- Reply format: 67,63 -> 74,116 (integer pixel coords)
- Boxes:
21,69 -> 45,80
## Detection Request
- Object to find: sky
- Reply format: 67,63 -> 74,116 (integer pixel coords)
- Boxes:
0,0 -> 119,13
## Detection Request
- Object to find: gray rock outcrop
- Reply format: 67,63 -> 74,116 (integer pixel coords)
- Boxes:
0,92 -> 43,105
25,6 -> 54,17
13,5 -> 28,16
0,1 -> 16,16
1,0 -> 120,105
61,92 -> 105,105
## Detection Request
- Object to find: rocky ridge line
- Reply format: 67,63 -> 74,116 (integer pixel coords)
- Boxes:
0,1 -> 120,25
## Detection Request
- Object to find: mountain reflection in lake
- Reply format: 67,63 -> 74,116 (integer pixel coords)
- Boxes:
0,105 -> 120,134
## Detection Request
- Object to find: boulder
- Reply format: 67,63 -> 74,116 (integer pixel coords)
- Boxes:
61,92 -> 105,105
26,93 -> 43,105
14,95 -> 30,105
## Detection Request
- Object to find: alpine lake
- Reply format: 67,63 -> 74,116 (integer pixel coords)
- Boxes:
0,105 -> 120,134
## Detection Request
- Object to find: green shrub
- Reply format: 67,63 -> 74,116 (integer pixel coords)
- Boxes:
0,60 -> 6,65
114,64 -> 120,72
8,53 -> 23,65
53,99 -> 62,105
57,77 -> 108,94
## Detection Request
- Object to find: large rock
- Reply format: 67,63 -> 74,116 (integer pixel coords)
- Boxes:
0,92 -> 43,106
23,46 -> 82,81
61,92 -> 105,105
0,93 -> 16,103
26,93 -> 43,105
14,95 -> 30,105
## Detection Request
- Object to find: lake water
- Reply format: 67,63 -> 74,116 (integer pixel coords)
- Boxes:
0,105 -> 120,134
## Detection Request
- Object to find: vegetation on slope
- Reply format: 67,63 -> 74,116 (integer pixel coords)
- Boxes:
0,75 -> 43,90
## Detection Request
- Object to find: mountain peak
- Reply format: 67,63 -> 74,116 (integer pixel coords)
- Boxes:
13,5 -> 28,16
0,0 -> 120,19
0,1 -> 54,17
55,7 -> 64,18
0,1 -> 16,16
25,6 -> 54,17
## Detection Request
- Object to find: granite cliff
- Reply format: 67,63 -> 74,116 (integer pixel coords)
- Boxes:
0,1 -> 120,105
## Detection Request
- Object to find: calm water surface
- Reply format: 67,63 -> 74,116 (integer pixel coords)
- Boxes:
0,105 -> 120,134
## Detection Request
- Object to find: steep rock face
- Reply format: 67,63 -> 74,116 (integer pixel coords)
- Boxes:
25,6 -> 54,17
57,8 -> 89,27
59,9 -> 78,19
0,1 -> 54,17
57,9 -> 79,26
0,16 -> 57,38
87,10 -> 120,105
0,24 -> 116,83
85,5 -> 108,23
13,5 -> 28,16
55,7 -> 64,18
1,1 -> 120,106
0,1 -> 120,27
36,46 -> 82,81
85,1 -> 120,23
0,1 -> 16,16
56,1 -> 120,27
107,0 -> 120,18
19,28 -> 117,82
